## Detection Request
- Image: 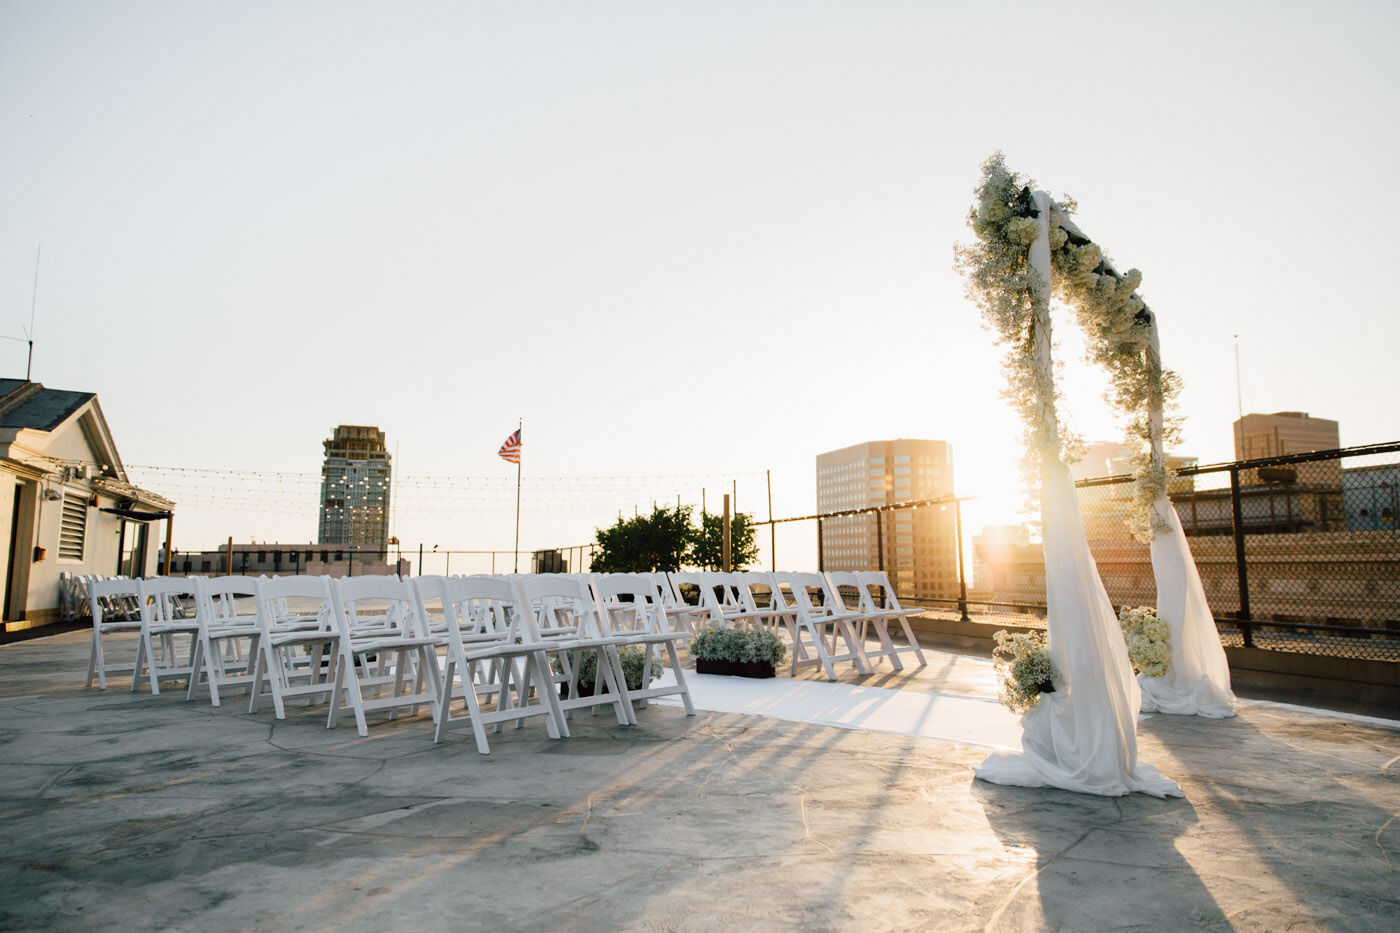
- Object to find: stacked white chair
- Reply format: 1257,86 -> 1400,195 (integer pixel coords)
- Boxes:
413,574 -> 567,752
517,574 -> 635,727
131,577 -> 203,695
593,574 -> 695,715
85,577 -> 144,690
326,575 -> 443,736
776,571 -> 871,680
186,575 -> 263,706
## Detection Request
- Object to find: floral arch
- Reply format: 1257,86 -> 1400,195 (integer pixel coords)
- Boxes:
956,154 -> 1235,797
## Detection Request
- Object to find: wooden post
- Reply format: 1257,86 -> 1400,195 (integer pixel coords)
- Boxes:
722,494 -> 731,573
226,536 -> 233,576
163,515 -> 173,576
767,469 -> 774,571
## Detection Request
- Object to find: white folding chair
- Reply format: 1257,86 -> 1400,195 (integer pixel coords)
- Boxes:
413,575 -> 567,751
248,575 -> 343,721
327,575 -> 444,736
671,572 -> 769,630
131,577 -> 203,695
85,577 -> 143,689
851,570 -> 927,669
776,571 -> 870,680
186,575 -> 263,706
516,574 -> 635,726
650,573 -> 707,635
736,571 -> 798,636
593,574 -> 695,715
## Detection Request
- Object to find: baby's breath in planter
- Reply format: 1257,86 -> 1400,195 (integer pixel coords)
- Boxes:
1118,606 -> 1171,679
552,646 -> 659,698
992,629 -> 1058,716
689,626 -> 787,678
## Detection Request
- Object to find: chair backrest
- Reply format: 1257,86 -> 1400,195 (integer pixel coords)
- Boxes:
515,574 -> 609,641
736,572 -> 781,614
593,573 -> 672,637
197,575 -> 261,627
254,575 -> 339,636
780,572 -> 842,621
137,576 -> 203,627
88,576 -> 141,623
823,571 -> 867,613
670,572 -> 728,625
331,575 -> 419,639
855,570 -> 903,611
427,574 -> 532,661
650,572 -> 683,609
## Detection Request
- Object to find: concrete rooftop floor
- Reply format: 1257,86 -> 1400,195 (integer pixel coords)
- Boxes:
1,630 -> 1397,931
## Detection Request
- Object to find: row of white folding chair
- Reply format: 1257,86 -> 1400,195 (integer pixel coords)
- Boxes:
165,571 -> 689,750
84,574 -> 437,737
414,572 -> 695,753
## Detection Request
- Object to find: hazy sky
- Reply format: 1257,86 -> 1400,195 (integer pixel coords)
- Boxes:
3,1 -> 1397,571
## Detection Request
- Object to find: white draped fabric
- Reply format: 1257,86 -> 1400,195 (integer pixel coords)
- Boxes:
975,461 -> 1183,797
1140,497 -> 1237,718
975,189 -> 1181,798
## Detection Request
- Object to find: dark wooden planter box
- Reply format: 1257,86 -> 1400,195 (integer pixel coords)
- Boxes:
695,658 -> 776,679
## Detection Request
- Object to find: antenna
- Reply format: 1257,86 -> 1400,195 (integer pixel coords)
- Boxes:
1233,334 -> 1243,420
25,245 -> 39,381
1,245 -> 40,381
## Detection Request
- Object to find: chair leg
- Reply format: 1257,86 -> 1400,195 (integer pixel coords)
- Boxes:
89,629 -> 106,689
898,616 -> 928,666
534,651 -> 570,739
665,641 -> 695,715
186,637 -> 206,702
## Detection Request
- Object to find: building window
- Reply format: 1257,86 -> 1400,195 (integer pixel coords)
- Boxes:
257,551 -> 267,563
58,491 -> 87,561
321,551 -> 329,562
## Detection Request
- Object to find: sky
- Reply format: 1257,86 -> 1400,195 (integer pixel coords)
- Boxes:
2,0 -> 1398,573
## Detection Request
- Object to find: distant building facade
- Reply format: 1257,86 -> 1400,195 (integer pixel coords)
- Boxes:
318,425 -> 391,550
1234,411 -> 1341,487
815,439 -> 957,600
1344,463 -> 1399,531
165,543 -> 409,579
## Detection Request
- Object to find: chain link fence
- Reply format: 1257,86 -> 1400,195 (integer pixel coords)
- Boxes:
932,443 -> 1400,663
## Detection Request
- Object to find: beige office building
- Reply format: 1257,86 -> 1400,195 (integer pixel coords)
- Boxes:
1233,412 -> 1340,487
815,439 -> 957,599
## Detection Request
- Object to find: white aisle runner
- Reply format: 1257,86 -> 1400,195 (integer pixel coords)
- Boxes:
650,671 -> 1023,750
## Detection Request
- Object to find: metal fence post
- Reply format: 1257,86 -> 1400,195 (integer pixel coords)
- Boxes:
955,498 -> 970,622
1229,466 -> 1253,646
875,508 -> 884,573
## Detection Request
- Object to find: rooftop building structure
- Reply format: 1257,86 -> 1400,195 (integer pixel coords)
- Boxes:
815,439 -> 957,600
318,425 -> 391,550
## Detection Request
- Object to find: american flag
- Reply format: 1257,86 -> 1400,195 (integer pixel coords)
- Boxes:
498,428 -> 521,464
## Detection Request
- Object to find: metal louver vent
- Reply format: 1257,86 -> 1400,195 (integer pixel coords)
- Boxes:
59,490 -> 87,561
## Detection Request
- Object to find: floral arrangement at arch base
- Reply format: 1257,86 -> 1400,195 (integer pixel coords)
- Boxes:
992,629 -> 1058,716
1118,606 -> 1171,679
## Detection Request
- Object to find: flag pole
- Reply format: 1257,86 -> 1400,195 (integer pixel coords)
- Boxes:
513,419 -> 522,573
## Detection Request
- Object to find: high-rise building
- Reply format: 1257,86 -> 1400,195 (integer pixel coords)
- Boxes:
815,439 -> 957,599
317,425 -> 391,550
